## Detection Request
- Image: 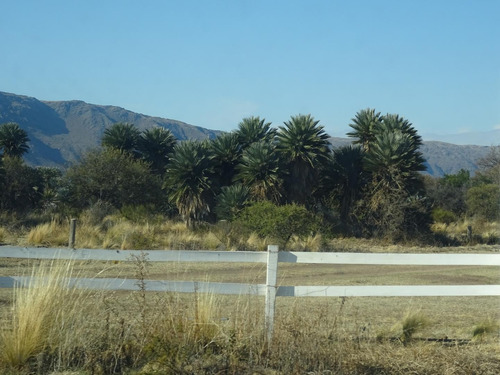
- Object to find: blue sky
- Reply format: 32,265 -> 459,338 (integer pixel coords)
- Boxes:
1,0 -> 499,143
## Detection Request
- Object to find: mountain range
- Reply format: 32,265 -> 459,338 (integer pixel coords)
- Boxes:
0,91 -> 494,177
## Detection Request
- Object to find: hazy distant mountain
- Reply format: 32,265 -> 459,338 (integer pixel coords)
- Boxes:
0,91 -> 220,167
327,137 -> 491,177
422,130 -> 500,147
0,91 -> 493,176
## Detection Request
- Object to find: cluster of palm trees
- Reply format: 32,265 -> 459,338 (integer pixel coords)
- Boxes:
0,109 -> 429,238
99,109 -> 426,237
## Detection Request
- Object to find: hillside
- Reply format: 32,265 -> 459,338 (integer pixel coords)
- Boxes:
0,91 -> 493,176
0,92 -> 220,167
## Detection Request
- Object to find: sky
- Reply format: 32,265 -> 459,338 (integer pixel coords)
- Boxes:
1,0 -> 499,144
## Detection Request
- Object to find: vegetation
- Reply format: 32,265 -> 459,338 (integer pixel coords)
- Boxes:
0,111 -> 499,245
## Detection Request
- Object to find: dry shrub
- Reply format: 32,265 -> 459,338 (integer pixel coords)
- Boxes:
288,233 -> 323,252
0,226 -> 6,244
26,220 -> 67,247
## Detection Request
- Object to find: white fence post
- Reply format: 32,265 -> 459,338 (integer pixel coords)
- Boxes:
265,245 -> 279,343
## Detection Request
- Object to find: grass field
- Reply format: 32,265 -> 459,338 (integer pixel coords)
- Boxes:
0,247 -> 499,374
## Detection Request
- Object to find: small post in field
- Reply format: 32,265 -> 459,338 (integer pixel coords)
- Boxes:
68,218 -> 77,249
265,245 -> 279,344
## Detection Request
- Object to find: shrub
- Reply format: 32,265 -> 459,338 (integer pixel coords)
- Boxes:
235,201 -> 320,248
466,184 -> 500,220
431,208 -> 457,224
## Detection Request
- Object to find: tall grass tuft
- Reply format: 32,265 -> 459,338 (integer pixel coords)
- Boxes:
0,258 -> 87,370
400,310 -> 430,343
26,220 -> 67,247
472,318 -> 499,341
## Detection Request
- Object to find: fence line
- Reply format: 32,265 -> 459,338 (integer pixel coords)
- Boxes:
1,245 -> 499,342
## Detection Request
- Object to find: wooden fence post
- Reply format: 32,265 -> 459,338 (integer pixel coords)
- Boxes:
265,245 -> 279,343
68,219 -> 77,249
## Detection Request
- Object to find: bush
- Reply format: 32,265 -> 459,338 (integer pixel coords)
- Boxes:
235,201 -> 320,248
466,184 -> 500,220
64,148 -> 164,210
431,208 -> 457,224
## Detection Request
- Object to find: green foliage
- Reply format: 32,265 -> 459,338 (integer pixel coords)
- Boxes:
137,126 -> 176,175
236,141 -> 283,203
431,208 -> 457,224
0,122 -> 30,158
0,156 -> 44,212
235,116 -> 276,150
165,141 -> 214,228
215,184 -> 250,221
424,174 -> 468,217
347,108 -> 382,150
466,184 -> 500,220
210,132 -> 241,188
277,114 -> 330,205
64,148 -> 163,209
101,122 -> 141,154
327,145 -> 366,225
235,201 -> 320,247
442,169 -> 470,188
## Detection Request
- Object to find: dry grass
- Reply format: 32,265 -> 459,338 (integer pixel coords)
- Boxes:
0,258 -> 91,370
26,220 -> 68,247
0,254 -> 499,374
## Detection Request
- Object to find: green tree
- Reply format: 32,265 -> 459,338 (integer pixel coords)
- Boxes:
165,141 -> 214,228
328,145 -> 366,225
64,148 -> 163,209
0,156 -> 43,212
466,184 -> 500,220
425,170 -> 470,217
277,114 -> 330,205
360,114 -> 428,240
476,146 -> 500,185
101,123 -> 141,155
236,141 -> 282,203
0,122 -> 30,158
346,108 -> 382,151
235,116 -> 276,150
137,127 -> 176,175
210,132 -> 241,188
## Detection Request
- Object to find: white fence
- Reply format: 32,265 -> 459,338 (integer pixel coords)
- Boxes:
1,245 -> 500,341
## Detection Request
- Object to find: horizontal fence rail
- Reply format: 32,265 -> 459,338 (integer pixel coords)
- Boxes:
1,246 -> 500,265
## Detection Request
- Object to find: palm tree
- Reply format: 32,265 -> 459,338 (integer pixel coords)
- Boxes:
235,141 -> 282,203
0,122 -> 30,158
137,127 -> 176,175
101,123 -> 140,155
276,114 -> 330,205
215,184 -> 251,221
210,132 -> 241,188
235,116 -> 276,150
379,113 -> 422,148
346,108 -> 382,151
364,130 -> 426,189
330,145 -> 366,223
165,141 -> 214,228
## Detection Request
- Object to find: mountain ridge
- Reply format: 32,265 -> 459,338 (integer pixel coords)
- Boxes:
0,91 -> 493,176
